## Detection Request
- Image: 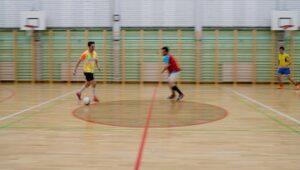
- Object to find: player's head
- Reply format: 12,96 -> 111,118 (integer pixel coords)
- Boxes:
161,46 -> 169,56
279,46 -> 285,54
88,41 -> 95,51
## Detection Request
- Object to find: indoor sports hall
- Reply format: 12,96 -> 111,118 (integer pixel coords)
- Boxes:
0,0 -> 299,170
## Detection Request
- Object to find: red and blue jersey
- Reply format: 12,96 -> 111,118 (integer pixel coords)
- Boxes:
163,54 -> 181,73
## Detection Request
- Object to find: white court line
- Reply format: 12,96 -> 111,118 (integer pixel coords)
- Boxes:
232,90 -> 300,125
0,90 -> 77,122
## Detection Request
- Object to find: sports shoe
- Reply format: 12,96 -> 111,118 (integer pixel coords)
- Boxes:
296,85 -> 300,90
176,94 -> 184,101
93,96 -> 100,102
277,85 -> 283,89
76,92 -> 82,100
168,94 -> 176,99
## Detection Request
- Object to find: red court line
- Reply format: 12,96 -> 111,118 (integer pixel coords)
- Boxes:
134,85 -> 159,170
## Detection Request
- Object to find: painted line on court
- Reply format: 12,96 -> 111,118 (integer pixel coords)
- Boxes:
232,90 -> 300,125
231,93 -> 300,135
0,90 -> 76,122
0,88 -> 16,103
134,85 -> 159,170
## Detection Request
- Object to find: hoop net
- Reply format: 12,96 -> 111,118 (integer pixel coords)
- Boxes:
280,24 -> 294,41
24,25 -> 38,37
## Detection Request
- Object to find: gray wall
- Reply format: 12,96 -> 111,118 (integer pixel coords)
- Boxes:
119,0 -> 195,27
200,0 -> 300,27
0,0 -> 300,28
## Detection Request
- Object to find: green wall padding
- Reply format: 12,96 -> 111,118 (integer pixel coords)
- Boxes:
0,28 -> 299,83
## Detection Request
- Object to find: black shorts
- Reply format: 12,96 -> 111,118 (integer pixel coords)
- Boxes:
84,72 -> 94,81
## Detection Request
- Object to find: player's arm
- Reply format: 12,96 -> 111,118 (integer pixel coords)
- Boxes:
73,53 -> 85,75
73,59 -> 82,76
161,64 -> 169,74
95,58 -> 101,71
287,55 -> 292,66
161,56 -> 170,74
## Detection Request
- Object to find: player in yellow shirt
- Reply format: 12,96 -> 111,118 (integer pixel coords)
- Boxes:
277,46 -> 299,90
73,41 -> 101,102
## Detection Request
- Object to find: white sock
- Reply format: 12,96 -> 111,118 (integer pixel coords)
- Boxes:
92,87 -> 96,96
79,85 -> 87,93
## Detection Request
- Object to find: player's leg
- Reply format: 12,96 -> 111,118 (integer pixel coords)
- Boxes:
287,75 -> 300,90
76,73 -> 92,100
277,75 -> 283,89
283,68 -> 299,90
91,80 -> 99,102
76,81 -> 90,100
89,73 -> 99,102
169,72 -> 184,101
167,75 -> 176,99
287,75 -> 297,85
277,68 -> 284,89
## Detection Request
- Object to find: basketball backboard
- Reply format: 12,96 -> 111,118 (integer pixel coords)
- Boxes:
271,11 -> 299,31
20,11 -> 46,30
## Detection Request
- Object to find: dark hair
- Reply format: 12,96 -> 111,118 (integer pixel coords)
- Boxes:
88,41 -> 95,47
161,46 -> 169,52
279,46 -> 285,50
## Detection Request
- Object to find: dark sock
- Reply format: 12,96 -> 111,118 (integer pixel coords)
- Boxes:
172,86 -> 183,95
170,88 -> 175,95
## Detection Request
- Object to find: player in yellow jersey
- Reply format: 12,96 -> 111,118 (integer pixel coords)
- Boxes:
73,41 -> 101,102
277,46 -> 300,90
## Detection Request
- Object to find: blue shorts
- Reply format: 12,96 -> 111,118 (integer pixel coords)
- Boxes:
277,68 -> 290,75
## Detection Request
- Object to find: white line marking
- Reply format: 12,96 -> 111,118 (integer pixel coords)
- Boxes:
232,90 -> 300,125
0,90 -> 76,122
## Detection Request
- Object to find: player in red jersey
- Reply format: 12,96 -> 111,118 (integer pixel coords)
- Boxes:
161,46 -> 184,101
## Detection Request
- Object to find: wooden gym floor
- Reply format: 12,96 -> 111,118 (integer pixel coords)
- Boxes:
0,83 -> 299,170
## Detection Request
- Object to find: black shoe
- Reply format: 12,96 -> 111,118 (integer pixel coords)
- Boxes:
168,94 -> 176,99
176,94 -> 184,101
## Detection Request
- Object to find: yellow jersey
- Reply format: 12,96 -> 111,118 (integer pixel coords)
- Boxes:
278,53 -> 290,68
80,50 -> 98,73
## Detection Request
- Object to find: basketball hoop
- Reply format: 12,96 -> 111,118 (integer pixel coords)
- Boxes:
24,24 -> 38,37
280,24 -> 294,41
280,24 -> 294,30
